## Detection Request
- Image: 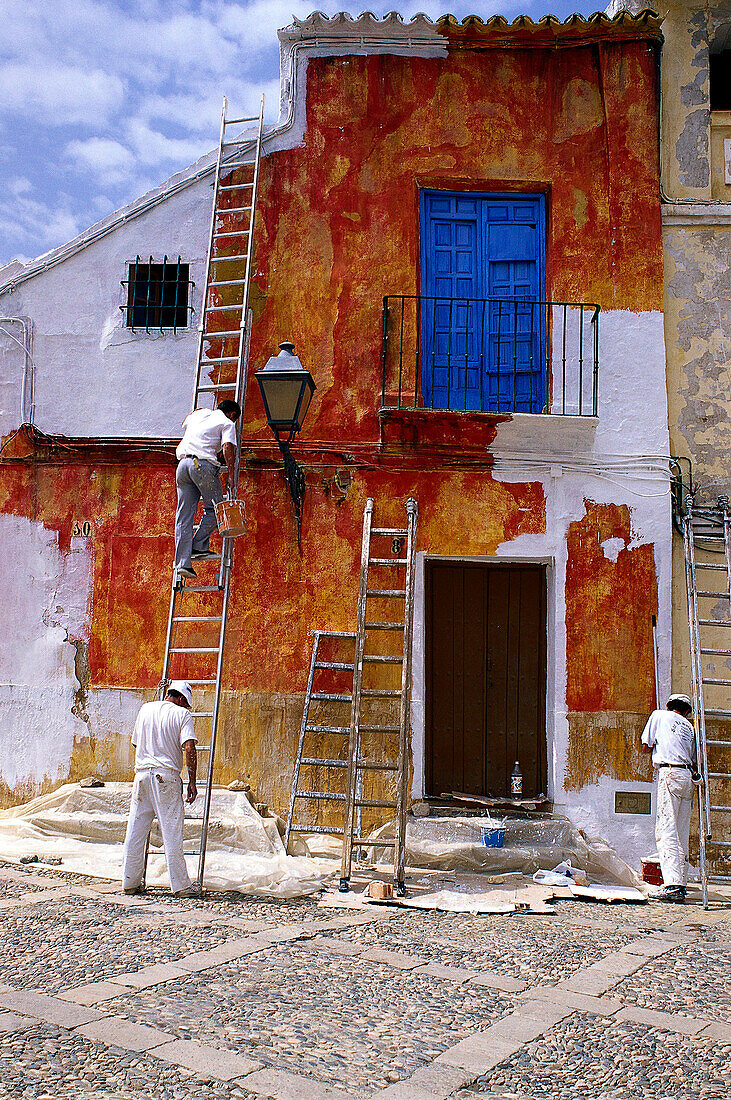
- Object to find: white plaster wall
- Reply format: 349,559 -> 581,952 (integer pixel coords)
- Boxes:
0,517 -> 93,788
0,176 -> 213,439
410,310 -> 671,868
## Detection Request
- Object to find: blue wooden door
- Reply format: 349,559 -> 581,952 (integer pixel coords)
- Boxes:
421,191 -> 545,413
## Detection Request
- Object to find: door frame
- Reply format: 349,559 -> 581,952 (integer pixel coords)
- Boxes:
411,553 -> 556,801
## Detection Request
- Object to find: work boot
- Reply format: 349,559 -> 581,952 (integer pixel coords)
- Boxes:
123,885 -> 145,896
175,565 -> 197,581
173,884 -> 201,898
650,884 -> 686,903
191,550 -> 219,561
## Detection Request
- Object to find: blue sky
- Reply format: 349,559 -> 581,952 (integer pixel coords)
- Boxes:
0,1 -> 602,267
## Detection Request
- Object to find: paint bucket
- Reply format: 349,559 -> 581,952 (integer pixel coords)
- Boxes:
215,499 -> 246,538
480,826 -> 505,849
641,857 -> 663,886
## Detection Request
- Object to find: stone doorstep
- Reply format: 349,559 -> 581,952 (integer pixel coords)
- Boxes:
468,971 -> 527,993
149,1038 -> 262,1081
362,948 -> 428,971
242,1067 -> 354,1100
57,981 -> 133,1007
76,1016 -> 172,1053
0,1011 -> 35,1035
109,963 -> 188,990
0,990 -> 104,1030
615,1006 -> 710,1037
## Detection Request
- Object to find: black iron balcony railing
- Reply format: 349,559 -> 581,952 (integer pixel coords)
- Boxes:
381,295 -> 600,417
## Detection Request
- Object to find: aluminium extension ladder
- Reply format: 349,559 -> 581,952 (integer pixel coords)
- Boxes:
152,96 -> 266,891
285,498 -> 418,895
683,498 -> 731,908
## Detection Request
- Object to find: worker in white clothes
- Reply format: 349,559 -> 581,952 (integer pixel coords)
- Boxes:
641,692 -> 700,903
122,681 -> 198,897
174,399 -> 240,581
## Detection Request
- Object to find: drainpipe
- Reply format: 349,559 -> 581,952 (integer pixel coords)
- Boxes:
0,316 -> 34,426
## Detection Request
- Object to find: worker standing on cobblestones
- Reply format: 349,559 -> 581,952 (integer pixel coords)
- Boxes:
122,682 -> 198,898
641,692 -> 698,903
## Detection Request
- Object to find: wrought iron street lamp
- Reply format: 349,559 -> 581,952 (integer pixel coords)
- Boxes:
255,341 -> 316,533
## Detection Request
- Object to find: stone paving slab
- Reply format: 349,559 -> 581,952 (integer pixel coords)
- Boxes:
311,935 -> 366,956
622,934 -> 684,957
150,1037 -> 262,1079
110,962 -> 188,989
363,947 -> 429,970
243,1066 -> 355,1099
615,1004 -> 709,1036
0,988 -> 104,1029
517,987 -> 623,1016
176,937 -> 267,971
77,1015 -> 173,1052
700,1020 -> 731,1043
58,979 -> 137,1006
468,971 -> 526,993
407,1060 -> 478,1095
414,962 -> 477,985
0,1010 -> 34,1034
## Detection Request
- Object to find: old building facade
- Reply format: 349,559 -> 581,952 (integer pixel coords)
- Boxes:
0,11 -> 669,866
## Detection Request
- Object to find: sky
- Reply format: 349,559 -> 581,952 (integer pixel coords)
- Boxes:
0,0 -> 601,268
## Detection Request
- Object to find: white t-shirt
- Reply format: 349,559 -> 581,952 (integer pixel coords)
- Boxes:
641,708 -> 696,768
176,408 -> 237,465
132,700 -> 197,773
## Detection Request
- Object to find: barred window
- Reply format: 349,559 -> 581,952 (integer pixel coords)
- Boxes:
122,256 -> 193,333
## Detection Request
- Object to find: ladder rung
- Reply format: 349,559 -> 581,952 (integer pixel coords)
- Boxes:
215,206 -> 252,216
371,528 -> 408,536
301,757 -> 347,768
703,678 -> 731,686
305,725 -> 349,735
313,630 -> 356,638
707,738 -> 731,747
365,622 -> 405,631
195,745 -> 211,752
217,182 -> 254,192
173,616 -> 223,623
204,304 -> 241,313
699,619 -> 731,626
369,558 -> 407,566
223,115 -> 259,125
186,679 -> 218,685
698,591 -> 729,598
363,655 -> 403,664
701,648 -> 731,655
170,647 -> 219,654
709,805 -> 731,812
355,798 -> 397,809
707,840 -> 731,848
351,838 -> 396,847
708,872 -> 731,881
295,790 -> 346,802
192,711 -> 214,718
367,590 -> 406,598
694,535 -> 725,541
709,771 -> 731,778
183,586 -> 224,592
199,355 -> 239,363
213,229 -> 251,239
197,383 -> 237,392
310,692 -> 352,702
208,281 -> 247,289
202,327 -> 240,337
357,760 -> 398,771
289,824 -> 345,835
315,661 -> 354,671
695,562 -> 727,569
361,689 -> 401,697
361,724 -> 401,733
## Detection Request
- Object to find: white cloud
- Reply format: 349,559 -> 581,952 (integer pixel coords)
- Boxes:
125,119 -> 209,167
65,138 -> 136,186
0,64 -> 125,127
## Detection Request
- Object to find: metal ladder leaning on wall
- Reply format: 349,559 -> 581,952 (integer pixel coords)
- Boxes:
682,498 -> 731,908
153,96 -> 265,892
284,498 -> 418,895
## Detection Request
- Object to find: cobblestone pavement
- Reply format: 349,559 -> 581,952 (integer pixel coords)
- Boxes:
0,861 -> 729,1100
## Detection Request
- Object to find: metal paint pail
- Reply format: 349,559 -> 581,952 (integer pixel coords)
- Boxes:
641,858 -> 663,886
215,499 -> 246,537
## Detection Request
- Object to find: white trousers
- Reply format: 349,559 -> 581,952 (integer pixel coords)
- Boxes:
655,767 -> 693,887
122,768 -> 191,894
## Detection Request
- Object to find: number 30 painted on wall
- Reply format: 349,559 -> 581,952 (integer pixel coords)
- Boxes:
72,521 -> 92,537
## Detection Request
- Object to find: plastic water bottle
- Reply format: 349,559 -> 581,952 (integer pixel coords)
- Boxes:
510,760 -> 523,797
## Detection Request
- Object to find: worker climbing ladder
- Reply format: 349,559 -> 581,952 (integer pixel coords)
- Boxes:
285,498 -> 418,896
683,497 -> 731,908
155,96 -> 266,891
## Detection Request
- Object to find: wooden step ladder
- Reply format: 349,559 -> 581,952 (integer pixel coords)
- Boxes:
152,96 -> 265,891
683,497 -> 731,908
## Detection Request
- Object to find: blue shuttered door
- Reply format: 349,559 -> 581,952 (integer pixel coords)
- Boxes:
421,191 -> 545,413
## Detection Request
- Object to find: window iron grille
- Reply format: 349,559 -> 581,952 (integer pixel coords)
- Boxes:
121,256 -> 194,333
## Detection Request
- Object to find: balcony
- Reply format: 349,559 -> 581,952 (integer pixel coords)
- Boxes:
381,296 -> 600,418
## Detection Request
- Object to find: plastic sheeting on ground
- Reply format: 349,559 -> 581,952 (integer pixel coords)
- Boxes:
0,783 -> 327,897
352,814 -> 643,887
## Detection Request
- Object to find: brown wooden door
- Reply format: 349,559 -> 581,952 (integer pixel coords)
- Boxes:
425,561 -> 547,798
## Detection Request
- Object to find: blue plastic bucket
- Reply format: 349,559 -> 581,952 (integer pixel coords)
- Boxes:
480,826 -> 505,848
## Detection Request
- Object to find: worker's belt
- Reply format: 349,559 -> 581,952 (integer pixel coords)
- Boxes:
656,762 -> 692,770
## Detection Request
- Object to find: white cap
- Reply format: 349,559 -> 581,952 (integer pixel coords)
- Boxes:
667,692 -> 692,709
168,680 -> 192,707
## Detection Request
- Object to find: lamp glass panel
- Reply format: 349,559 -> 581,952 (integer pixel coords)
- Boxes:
295,381 -> 314,428
261,376 -> 304,427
